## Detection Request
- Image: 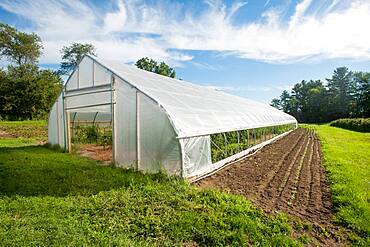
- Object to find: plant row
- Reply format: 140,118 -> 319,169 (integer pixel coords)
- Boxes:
210,124 -> 296,163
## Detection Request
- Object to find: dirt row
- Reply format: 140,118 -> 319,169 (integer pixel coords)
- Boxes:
76,144 -> 112,164
196,128 -> 345,245
0,129 -> 14,138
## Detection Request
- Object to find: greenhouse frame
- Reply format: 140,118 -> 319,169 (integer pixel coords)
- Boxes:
48,55 -> 297,180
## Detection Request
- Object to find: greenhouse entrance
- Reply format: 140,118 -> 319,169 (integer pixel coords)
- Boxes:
50,55 -> 118,164
69,111 -> 113,164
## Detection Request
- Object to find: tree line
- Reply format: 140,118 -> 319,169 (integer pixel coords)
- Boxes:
271,67 -> 370,123
0,23 -> 176,120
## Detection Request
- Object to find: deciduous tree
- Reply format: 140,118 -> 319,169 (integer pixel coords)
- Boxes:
59,43 -> 96,75
0,64 -> 62,120
0,23 -> 62,120
0,23 -> 42,66
135,57 -> 176,78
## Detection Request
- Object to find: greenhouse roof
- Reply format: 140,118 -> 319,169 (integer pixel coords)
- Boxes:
85,55 -> 297,138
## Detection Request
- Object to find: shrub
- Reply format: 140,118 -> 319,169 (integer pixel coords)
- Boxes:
329,118 -> 370,132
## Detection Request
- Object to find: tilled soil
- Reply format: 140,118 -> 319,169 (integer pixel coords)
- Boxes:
0,129 -> 14,138
196,128 -> 346,245
76,144 -> 112,164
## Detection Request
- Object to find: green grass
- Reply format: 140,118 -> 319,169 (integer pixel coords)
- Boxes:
308,124 -> 370,245
0,137 -> 39,148
0,138 -> 308,246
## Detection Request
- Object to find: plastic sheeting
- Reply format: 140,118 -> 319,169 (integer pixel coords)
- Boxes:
70,112 -> 111,123
115,78 -> 137,167
65,57 -> 112,91
137,91 -> 182,175
66,69 -> 78,91
94,62 -> 112,86
48,94 -> 65,148
89,55 -> 297,138
79,57 -> 94,88
180,136 -> 212,177
65,90 -> 111,111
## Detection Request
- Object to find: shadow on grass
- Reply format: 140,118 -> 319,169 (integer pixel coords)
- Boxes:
0,145 -> 173,197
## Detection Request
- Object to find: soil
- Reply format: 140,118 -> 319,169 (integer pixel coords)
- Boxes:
0,129 -> 14,138
196,128 -> 347,246
76,144 -> 112,164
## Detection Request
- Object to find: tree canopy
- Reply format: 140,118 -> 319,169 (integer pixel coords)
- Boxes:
135,57 -> 176,78
0,23 -> 62,120
0,64 -> 62,120
271,67 -> 370,123
0,23 -> 42,66
59,43 -> 96,75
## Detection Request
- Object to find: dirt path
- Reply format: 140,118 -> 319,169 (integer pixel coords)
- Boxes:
76,144 -> 112,164
196,128 -> 346,245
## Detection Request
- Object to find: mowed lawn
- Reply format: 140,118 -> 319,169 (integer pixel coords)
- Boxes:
312,124 -> 370,244
0,126 -> 308,246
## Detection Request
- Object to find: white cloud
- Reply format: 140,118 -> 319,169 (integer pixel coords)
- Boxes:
0,0 -> 192,65
289,0 -> 312,27
102,0 -> 127,34
0,0 -> 369,65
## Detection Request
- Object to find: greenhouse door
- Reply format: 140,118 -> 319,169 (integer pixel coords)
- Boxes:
62,55 -> 117,164
64,83 -> 115,164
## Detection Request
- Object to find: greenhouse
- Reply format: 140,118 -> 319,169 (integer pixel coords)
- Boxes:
48,55 -> 297,180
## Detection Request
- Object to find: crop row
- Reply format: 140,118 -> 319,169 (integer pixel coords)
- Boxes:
210,124 -> 296,163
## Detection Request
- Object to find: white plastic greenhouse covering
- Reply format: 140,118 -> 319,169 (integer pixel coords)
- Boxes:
48,55 -> 297,179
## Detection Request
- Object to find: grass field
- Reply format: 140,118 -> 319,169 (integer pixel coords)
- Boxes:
0,125 -> 309,246
1,121 -> 369,245
309,124 -> 370,245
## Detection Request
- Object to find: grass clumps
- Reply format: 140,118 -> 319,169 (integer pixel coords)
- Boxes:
0,142 -> 307,246
329,118 -> 370,132
313,124 -> 370,245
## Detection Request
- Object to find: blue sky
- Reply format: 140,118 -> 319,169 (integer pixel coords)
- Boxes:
0,0 -> 369,103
